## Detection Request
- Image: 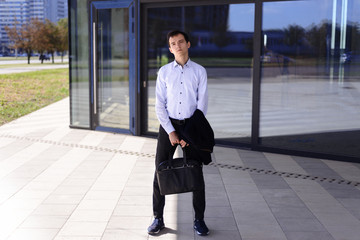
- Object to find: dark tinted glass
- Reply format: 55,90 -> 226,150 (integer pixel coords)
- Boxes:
260,0 -> 360,158
146,4 -> 254,144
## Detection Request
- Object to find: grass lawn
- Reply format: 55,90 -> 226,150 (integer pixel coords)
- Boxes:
0,68 -> 69,125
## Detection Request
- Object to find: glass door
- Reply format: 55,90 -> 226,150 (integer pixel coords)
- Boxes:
91,0 -> 136,134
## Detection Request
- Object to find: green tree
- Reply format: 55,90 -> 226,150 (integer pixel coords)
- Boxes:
32,18 -> 48,63
284,24 -> 305,46
44,19 -> 59,63
56,18 -> 68,63
306,22 -> 331,57
5,19 -> 37,64
212,23 -> 232,49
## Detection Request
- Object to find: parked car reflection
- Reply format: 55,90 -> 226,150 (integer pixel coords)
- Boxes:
39,54 -> 50,61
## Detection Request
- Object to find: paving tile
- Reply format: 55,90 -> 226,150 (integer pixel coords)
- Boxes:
32,204 -> 78,216
284,231 -> 335,240
117,195 -> 152,206
113,205 -> 152,217
204,172 -> 226,186
102,229 -> 149,240
54,236 -> 100,240
68,209 -> 113,222
57,221 -> 108,237
235,211 -> 278,225
264,152 -> 307,174
20,215 -> 68,228
202,206 -> 234,218
163,210 -> 194,224
315,212 -> 360,227
238,223 -> 286,240
276,217 -> 326,232
337,198 -> 360,210
324,160 -> 360,182
0,140 -> 33,161
270,206 -> 314,219
225,183 -> 263,194
107,216 -> 152,230
266,196 -> 307,209
204,217 -> 238,231
82,190 -> 120,200
76,198 -> 119,210
227,189 -> 264,202
120,186 -> 153,196
326,188 -> 360,198
195,230 -> 241,240
7,228 -> 59,240
326,225 -> 360,240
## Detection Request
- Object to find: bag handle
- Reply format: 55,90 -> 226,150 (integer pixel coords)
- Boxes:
168,144 -> 187,168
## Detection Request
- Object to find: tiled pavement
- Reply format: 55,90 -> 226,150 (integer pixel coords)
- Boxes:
1,98 -> 360,240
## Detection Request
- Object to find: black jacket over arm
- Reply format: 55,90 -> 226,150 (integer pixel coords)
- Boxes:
182,109 -> 215,165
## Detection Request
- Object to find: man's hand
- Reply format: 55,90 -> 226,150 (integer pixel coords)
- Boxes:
169,131 -> 180,146
179,139 -> 189,148
169,131 -> 189,148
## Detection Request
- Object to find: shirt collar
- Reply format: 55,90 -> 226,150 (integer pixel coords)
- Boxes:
172,58 -> 192,68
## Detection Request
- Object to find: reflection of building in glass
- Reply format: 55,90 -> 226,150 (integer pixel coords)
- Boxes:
190,31 -> 253,57
147,5 -> 231,58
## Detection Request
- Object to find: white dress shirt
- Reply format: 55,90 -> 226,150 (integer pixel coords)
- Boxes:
155,59 -> 208,134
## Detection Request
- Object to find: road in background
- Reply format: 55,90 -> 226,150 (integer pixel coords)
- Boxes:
0,58 -> 68,74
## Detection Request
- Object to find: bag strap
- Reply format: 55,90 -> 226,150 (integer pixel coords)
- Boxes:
183,147 -> 188,165
168,144 -> 188,167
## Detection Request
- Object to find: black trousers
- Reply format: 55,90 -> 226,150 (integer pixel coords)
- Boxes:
152,123 -> 206,220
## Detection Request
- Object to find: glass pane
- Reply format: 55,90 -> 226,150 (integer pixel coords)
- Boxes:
260,0 -> 360,157
146,4 -> 254,144
97,8 -> 129,129
69,0 -> 90,127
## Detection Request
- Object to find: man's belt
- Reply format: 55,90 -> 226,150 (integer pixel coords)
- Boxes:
170,117 -> 190,125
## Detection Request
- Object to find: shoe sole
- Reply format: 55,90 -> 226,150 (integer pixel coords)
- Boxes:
194,227 -> 209,236
195,230 -> 209,236
148,226 -> 165,235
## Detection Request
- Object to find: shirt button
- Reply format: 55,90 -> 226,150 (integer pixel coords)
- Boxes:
180,92 -> 182,94
179,102 -> 181,104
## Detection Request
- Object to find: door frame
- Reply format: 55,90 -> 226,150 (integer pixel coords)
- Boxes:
90,0 -> 139,135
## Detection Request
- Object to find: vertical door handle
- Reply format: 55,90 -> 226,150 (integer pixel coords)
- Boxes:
93,22 -> 97,114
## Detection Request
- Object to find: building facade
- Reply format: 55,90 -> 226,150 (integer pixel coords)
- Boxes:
45,0 -> 68,23
68,0 -> 360,162
0,0 -> 68,54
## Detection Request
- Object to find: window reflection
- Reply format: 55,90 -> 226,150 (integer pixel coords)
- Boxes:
147,4 -> 254,143
260,0 -> 360,157
69,0 -> 90,128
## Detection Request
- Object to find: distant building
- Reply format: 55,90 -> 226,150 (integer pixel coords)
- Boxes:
46,0 -> 68,23
0,0 -> 68,54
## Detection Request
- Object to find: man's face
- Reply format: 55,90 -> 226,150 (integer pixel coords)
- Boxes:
168,34 -> 190,58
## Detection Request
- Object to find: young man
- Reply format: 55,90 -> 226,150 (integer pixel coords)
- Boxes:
147,30 -> 210,236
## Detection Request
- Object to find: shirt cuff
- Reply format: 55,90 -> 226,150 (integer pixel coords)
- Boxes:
162,121 -> 176,134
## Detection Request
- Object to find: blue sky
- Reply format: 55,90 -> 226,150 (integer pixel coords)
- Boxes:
228,0 -> 360,32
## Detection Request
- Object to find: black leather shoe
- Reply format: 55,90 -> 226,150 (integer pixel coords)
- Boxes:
194,219 -> 209,236
147,218 -> 165,235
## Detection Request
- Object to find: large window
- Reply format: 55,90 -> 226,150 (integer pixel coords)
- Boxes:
260,0 -> 360,158
69,0 -> 90,128
145,3 -> 254,144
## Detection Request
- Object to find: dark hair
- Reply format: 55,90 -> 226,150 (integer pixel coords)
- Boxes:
167,30 -> 190,47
